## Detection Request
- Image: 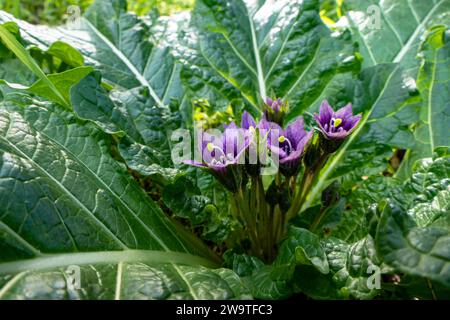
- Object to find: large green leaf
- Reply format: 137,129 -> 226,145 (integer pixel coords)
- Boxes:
294,235 -> 381,299
70,72 -> 182,179
398,26 -> 450,177
170,0 -> 358,117
376,157 -> 450,287
0,97 -> 254,299
344,0 -> 450,77
377,204 -> 450,288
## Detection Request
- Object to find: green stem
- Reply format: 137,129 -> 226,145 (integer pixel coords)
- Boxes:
236,188 -> 260,256
286,170 -> 313,221
426,279 -> 438,300
273,205 -> 283,245
310,207 -> 327,232
268,205 -> 275,260
287,153 -> 330,221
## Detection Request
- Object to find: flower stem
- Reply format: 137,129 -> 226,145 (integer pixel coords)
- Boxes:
286,153 -> 330,222
309,206 -> 327,232
236,188 -> 262,257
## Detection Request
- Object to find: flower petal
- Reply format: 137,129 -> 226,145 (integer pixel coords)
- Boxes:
319,100 -> 333,124
279,148 -> 302,164
241,111 -> 256,129
326,130 -> 349,140
183,160 -> 206,168
344,114 -> 362,132
296,130 -> 313,152
285,117 -> 306,149
335,103 -> 353,120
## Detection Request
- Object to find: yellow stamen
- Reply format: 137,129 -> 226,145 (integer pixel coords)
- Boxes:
334,118 -> 342,127
278,136 -> 286,143
207,142 -> 214,152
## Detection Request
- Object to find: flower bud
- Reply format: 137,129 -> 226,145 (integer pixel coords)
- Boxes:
263,97 -> 288,125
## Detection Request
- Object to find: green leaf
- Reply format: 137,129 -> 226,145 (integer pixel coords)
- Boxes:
70,72 -> 183,180
46,41 -> 84,68
0,263 -> 249,300
1,66 -> 94,106
223,251 -> 264,277
0,0 -> 187,110
330,176 -> 400,242
400,26 -> 450,176
402,157 -> 450,213
174,0 -> 358,116
0,58 -> 35,89
344,0 -> 450,77
0,24 -> 71,108
376,204 -> 450,288
162,176 -> 211,225
294,235 -> 381,299
276,227 -> 329,274
409,189 -> 450,228
244,264 -> 293,300
328,144 -> 392,184
376,157 -> 450,287
223,251 -> 292,299
0,97 -> 252,299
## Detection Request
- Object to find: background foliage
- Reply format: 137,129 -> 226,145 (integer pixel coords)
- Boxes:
0,0 -> 194,24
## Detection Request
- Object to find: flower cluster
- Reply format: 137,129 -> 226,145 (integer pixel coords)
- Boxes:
184,98 -> 361,261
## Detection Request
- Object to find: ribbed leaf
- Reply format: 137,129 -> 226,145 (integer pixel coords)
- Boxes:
344,0 -> 450,77
70,72 -> 182,179
223,251 -> 293,300
294,235 -> 380,299
399,26 -> 450,177
376,157 -> 450,287
0,98 -> 251,300
171,0 -> 358,117
276,227 -> 329,274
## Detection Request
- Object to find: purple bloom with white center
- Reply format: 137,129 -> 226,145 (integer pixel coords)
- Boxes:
268,117 -> 313,176
314,100 -> 361,140
184,117 -> 250,192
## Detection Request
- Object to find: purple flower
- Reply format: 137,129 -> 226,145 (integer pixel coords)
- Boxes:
314,100 -> 361,140
184,118 -> 251,192
264,97 -> 287,125
268,117 -> 313,176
